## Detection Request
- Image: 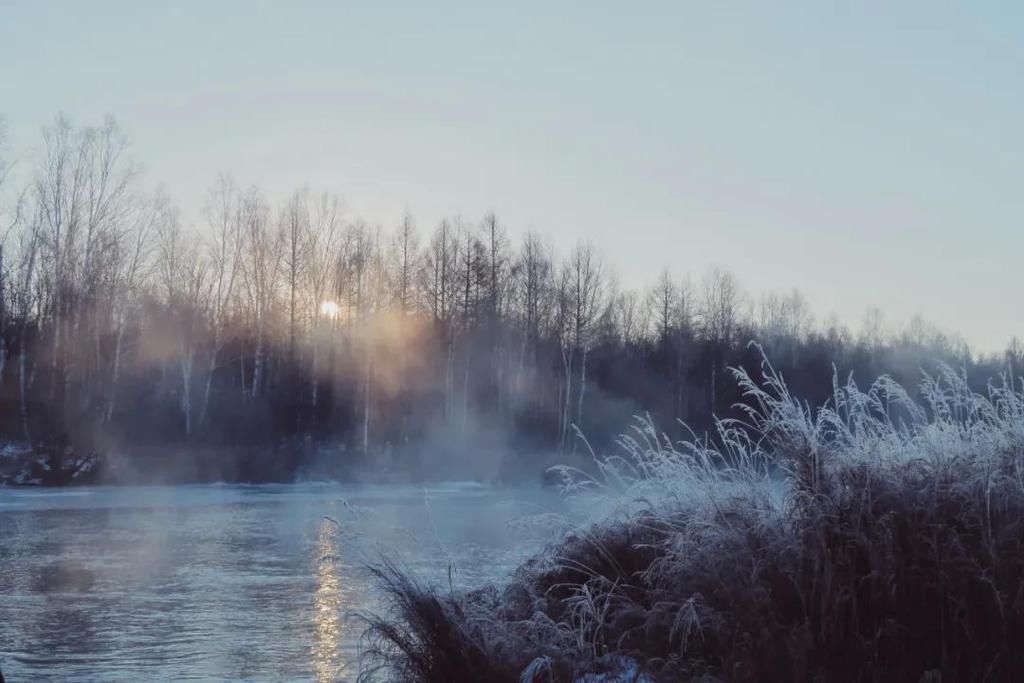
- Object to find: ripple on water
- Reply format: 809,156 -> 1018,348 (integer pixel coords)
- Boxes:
0,483 -> 562,681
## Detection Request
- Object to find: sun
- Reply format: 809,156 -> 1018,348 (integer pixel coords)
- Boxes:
319,301 -> 340,319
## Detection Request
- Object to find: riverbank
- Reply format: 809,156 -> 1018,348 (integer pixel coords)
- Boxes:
0,437 -> 574,487
359,360 -> 1024,682
0,441 -> 99,486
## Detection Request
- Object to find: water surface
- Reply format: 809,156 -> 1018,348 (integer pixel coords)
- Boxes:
0,483 -> 561,682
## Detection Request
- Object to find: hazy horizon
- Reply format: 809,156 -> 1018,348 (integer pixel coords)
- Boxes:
2,1 -> 1022,352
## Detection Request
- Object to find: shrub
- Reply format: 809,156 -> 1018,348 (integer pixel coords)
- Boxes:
359,349 -> 1024,682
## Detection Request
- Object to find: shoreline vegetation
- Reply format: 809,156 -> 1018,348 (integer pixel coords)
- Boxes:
358,352 -> 1024,682
0,439 -> 569,487
2,116 -> 1023,488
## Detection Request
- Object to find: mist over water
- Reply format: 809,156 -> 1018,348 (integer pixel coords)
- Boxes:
0,483 -> 563,682
2,2 -> 1021,679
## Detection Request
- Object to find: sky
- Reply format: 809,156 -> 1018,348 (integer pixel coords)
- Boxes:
1,1 -> 1022,353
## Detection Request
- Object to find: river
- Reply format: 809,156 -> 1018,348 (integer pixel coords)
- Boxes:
0,483 -> 564,682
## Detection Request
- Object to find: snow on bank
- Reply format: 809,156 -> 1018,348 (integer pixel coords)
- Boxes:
0,441 -> 97,486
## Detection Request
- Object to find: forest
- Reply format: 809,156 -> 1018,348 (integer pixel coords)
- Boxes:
1,116 -> 1021,483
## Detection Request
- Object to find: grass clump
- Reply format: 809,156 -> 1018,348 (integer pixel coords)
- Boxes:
359,350 -> 1024,682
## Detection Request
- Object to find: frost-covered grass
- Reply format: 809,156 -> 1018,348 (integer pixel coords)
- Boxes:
358,351 -> 1024,682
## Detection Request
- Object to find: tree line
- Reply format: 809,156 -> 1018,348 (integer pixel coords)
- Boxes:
0,116 -> 1020,481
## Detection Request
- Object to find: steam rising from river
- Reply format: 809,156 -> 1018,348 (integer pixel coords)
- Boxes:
0,483 -> 564,681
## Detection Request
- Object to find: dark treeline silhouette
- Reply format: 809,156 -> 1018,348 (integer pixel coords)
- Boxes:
0,116 -> 1021,482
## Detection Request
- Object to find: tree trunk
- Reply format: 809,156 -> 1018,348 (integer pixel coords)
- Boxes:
462,363 -> 470,434
181,339 -> 193,437
199,326 -> 223,426
19,345 -> 31,443
239,343 -> 247,401
576,345 -> 588,429
50,309 -> 61,403
362,342 -> 372,455
252,332 -> 264,399
0,244 -> 5,384
66,302 -> 83,411
200,351 -> 216,426
106,314 -> 125,423
560,343 -> 573,452
311,339 -> 319,410
710,353 -> 717,416
182,359 -> 192,437
445,334 -> 455,421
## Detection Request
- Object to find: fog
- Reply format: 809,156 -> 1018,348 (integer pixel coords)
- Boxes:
0,483 -> 566,681
1,117 -> 1020,487
2,1 -> 1023,679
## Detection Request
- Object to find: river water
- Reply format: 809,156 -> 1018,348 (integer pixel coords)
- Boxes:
0,483 -> 564,682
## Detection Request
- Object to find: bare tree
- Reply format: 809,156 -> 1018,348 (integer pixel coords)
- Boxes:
860,306 -> 886,350
648,269 -> 678,348
9,206 -> 42,441
556,242 -> 607,450
701,267 -> 742,411
454,220 -> 484,432
199,175 -> 243,424
386,212 -> 421,441
341,220 -> 386,453
155,201 -> 207,436
280,189 -> 310,364
303,191 -> 342,411
480,212 -> 510,416
1,124 -> 40,441
32,115 -> 137,414
612,290 -> 642,351
105,188 -> 157,422
238,187 -> 279,399
3,112 -> 1010,484
0,117 -> 13,383
390,211 -> 420,315
421,219 -> 459,418
510,232 -> 553,406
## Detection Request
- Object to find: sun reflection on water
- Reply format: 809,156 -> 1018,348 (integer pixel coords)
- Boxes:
313,519 -> 344,682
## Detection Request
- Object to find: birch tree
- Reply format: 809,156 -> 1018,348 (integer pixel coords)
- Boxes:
238,187 -> 279,399
105,189 -> 157,422
0,119 -> 15,384
199,175 -> 243,424
556,243 -> 607,450
155,202 -> 207,436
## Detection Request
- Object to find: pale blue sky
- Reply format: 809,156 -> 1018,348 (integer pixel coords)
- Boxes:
2,1 -> 1021,352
